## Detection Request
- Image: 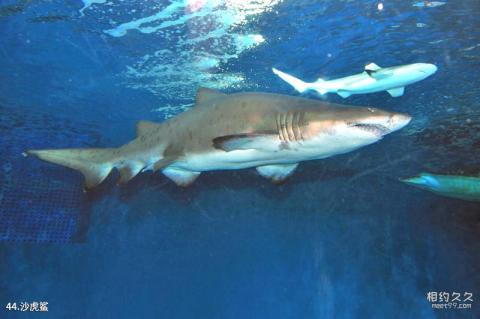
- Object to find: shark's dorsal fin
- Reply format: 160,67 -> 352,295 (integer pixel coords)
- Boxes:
364,63 -> 392,79
136,120 -> 160,136
365,62 -> 381,72
195,87 -> 226,106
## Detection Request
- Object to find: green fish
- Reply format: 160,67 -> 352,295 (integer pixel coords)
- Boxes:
401,173 -> 480,202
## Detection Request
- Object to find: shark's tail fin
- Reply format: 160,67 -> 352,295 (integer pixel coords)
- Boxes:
272,67 -> 312,93
25,148 -> 120,189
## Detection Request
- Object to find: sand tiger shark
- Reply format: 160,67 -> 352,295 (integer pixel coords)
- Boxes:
26,88 -> 411,189
272,62 -> 437,98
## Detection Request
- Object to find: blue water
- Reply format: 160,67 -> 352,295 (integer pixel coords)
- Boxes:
1,0 -> 479,318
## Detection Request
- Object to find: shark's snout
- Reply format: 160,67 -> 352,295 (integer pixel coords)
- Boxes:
389,113 -> 412,132
418,63 -> 438,76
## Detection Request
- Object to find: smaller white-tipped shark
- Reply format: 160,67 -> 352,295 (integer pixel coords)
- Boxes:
272,62 -> 437,98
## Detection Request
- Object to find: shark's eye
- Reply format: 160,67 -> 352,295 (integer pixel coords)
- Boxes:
367,108 -> 375,113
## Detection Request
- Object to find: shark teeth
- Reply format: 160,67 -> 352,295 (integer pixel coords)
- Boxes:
349,123 -> 391,136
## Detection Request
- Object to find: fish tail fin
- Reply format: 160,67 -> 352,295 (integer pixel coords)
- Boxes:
25,148 -> 120,189
272,67 -> 311,93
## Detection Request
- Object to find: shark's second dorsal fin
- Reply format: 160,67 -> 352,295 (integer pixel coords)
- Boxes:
136,120 -> 160,136
195,87 -> 226,106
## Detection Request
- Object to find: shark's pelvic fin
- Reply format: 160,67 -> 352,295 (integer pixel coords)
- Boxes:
153,157 -> 177,172
387,87 -> 405,97
213,133 -> 278,152
337,90 -> 352,98
26,148 -> 116,189
195,87 -> 227,106
162,167 -> 200,187
136,120 -> 160,136
256,163 -> 298,183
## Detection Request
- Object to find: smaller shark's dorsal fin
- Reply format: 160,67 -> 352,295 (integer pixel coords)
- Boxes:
365,62 -> 381,72
136,120 -> 160,136
364,63 -> 392,79
195,87 -> 227,106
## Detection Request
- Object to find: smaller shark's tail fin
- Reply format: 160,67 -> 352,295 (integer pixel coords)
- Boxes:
25,148 -> 118,189
272,67 -> 312,93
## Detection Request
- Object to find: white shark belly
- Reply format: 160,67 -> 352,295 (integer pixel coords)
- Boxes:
172,136 -> 372,172
339,75 -> 418,94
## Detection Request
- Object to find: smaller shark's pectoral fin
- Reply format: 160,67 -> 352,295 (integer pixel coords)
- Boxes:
213,133 -> 278,152
162,167 -> 200,187
387,87 -> 405,97
256,163 -> 299,183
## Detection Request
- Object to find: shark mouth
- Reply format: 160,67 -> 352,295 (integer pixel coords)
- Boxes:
349,123 -> 391,136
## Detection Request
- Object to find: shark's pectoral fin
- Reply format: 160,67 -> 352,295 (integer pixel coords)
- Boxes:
337,90 -> 352,98
162,167 -> 200,187
213,133 -> 278,152
387,87 -> 405,97
256,163 -> 298,183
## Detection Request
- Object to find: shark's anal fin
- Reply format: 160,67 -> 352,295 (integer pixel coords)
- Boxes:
387,87 -> 405,97
256,163 -> 299,183
213,133 -> 278,152
162,167 -> 200,187
136,120 -> 160,136
195,87 -> 227,106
